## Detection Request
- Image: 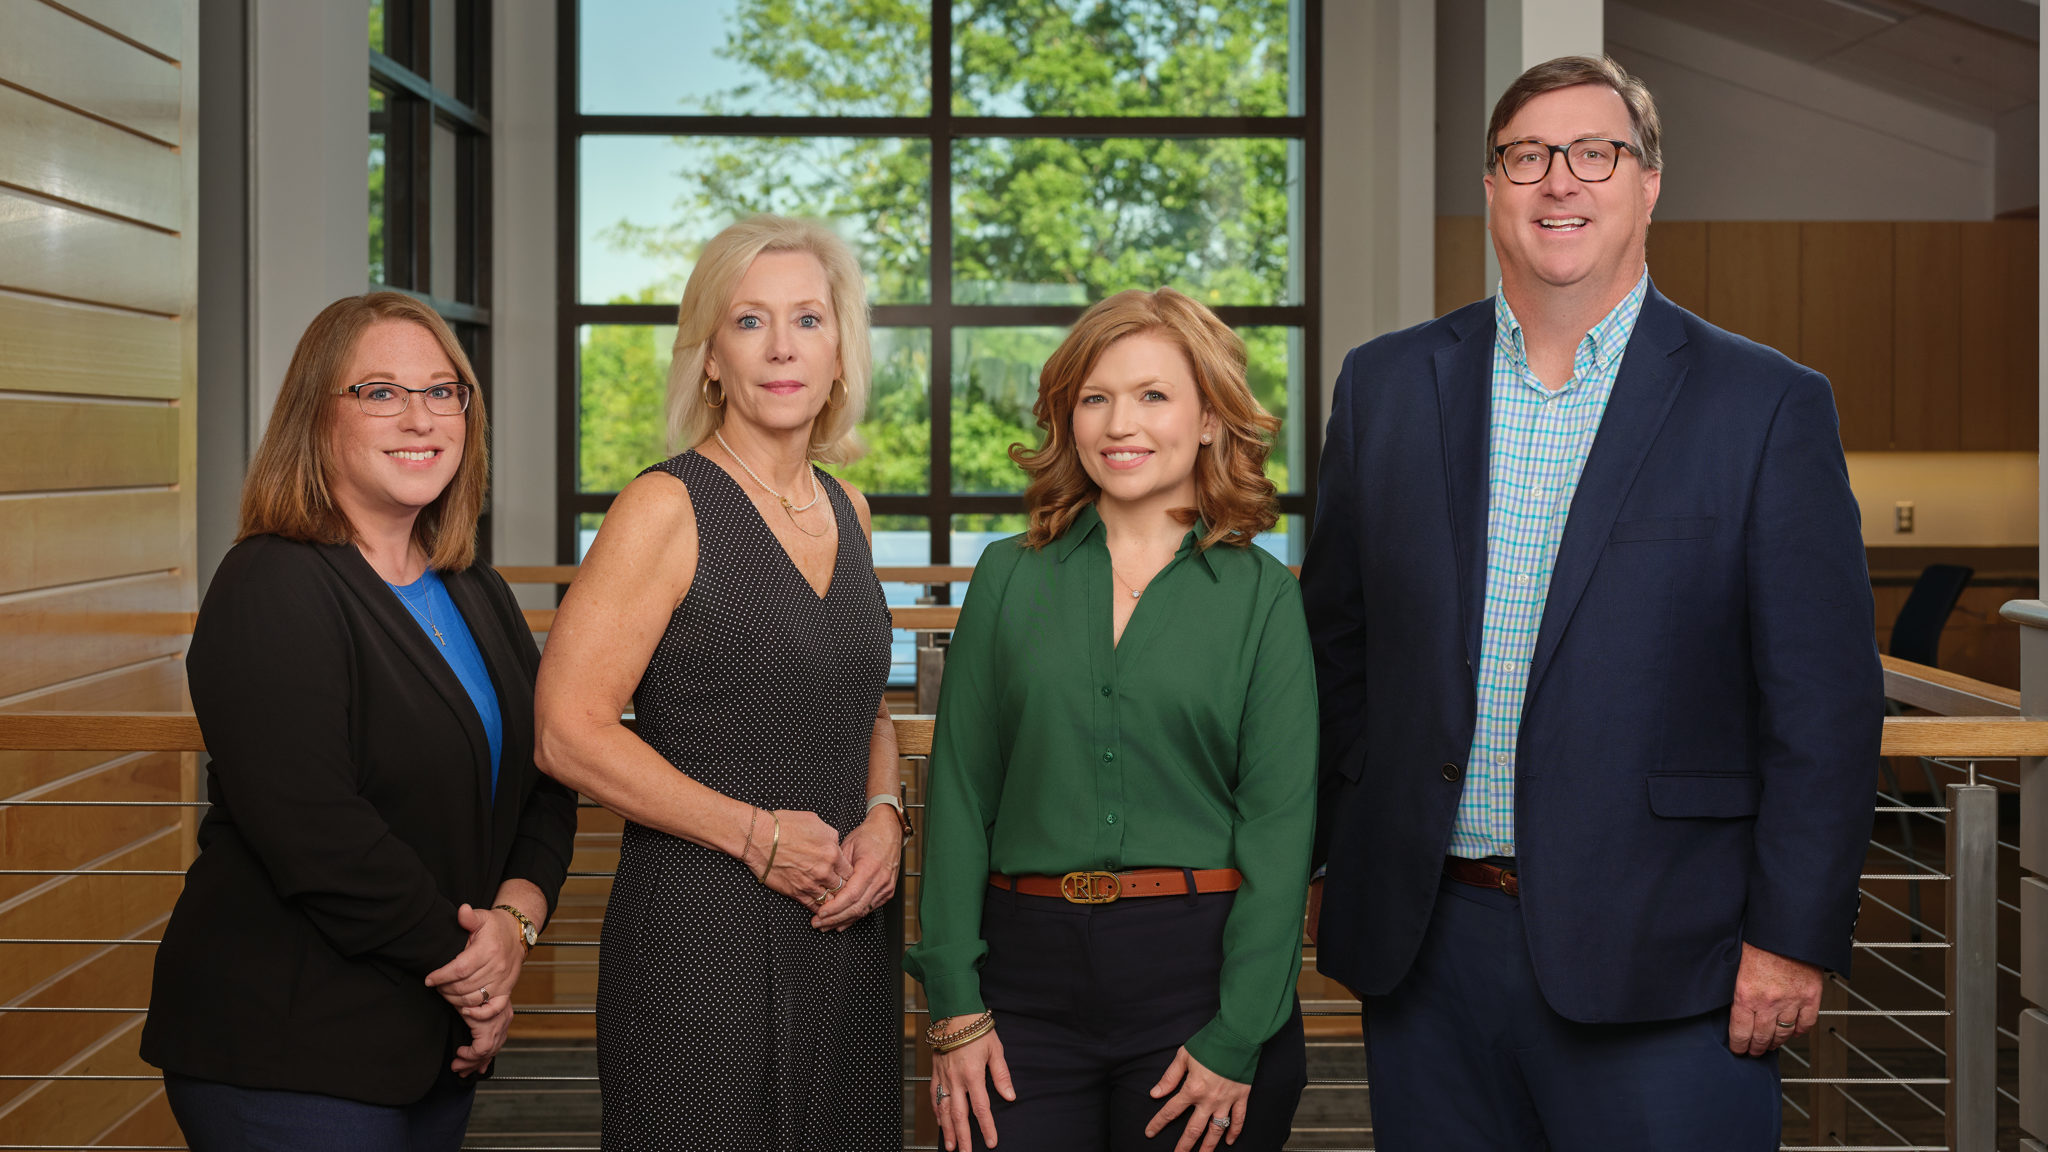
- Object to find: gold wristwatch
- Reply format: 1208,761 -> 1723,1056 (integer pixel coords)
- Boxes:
866,792 -> 914,843
495,903 -> 539,952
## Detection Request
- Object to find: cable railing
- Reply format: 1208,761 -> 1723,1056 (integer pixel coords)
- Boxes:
0,654 -> 2035,1150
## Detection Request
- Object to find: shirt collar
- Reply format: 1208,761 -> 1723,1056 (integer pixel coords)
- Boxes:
1493,267 -> 1650,371
1051,502 -> 1220,581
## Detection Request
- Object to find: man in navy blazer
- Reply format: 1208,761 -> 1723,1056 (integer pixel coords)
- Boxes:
1300,56 -> 1882,1150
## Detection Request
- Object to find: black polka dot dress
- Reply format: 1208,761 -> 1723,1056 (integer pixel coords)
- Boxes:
597,450 -> 897,1151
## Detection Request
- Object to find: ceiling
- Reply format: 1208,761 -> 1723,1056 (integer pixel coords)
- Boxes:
1614,0 -> 2038,122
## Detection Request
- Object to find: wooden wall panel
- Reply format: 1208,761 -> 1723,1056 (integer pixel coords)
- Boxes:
1434,215 -> 1487,317
0,1021 -> 167,1144
0,0 -> 181,144
0,574 -> 186,700
1892,222 -> 1962,451
0,292 -> 181,399
1647,220 -> 1707,317
0,658 -> 191,714
0,490 -> 180,595
0,84 -> 181,230
1707,222 -> 1802,359
0,400 -> 177,493
48,0 -> 185,61
0,188 -> 183,315
1959,220 -> 2039,451
0,752 -> 180,905
1800,223 -> 1893,450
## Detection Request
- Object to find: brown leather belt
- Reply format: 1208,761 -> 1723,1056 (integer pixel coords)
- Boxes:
989,867 -> 1243,905
1444,857 -> 1519,897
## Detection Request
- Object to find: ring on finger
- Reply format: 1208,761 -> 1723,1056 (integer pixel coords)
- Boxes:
480,985 -> 489,1004
1774,1019 -> 1796,1029
1210,1115 -> 1231,1130
936,1086 -> 949,1100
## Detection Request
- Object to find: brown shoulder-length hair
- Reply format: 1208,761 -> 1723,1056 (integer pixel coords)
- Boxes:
1013,288 -> 1280,551
237,292 -> 490,570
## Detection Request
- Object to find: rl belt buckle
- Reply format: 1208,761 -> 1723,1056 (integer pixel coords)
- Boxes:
1060,870 -> 1121,904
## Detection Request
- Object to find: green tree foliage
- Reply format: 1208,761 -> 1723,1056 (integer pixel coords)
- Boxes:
579,0 -> 1299,500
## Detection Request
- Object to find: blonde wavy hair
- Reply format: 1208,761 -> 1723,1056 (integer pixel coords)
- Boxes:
665,215 -> 872,464
1014,288 -> 1280,550
238,292 -> 489,570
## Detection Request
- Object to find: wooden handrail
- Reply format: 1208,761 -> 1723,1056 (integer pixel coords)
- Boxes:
1880,655 -> 2020,717
0,710 -> 2035,760
496,564 -> 980,586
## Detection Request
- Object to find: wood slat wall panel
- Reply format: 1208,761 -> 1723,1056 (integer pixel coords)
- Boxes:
0,400 -> 177,493
0,573 -> 185,700
0,832 -> 176,1002
0,490 -> 180,595
48,0 -> 184,60
1647,220 -> 1707,317
1800,222 -> 1893,450
1892,222 -> 1963,451
0,752 -> 179,904
100,1088 -> 181,1150
0,943 -> 158,1113
1707,221 -> 1801,359
0,188 -> 183,315
0,84 -> 180,230
0,659 -> 191,715
0,0 -> 180,144
1434,215 -> 1487,317
0,749 -> 121,800
1959,220 -> 2039,451
0,1027 -> 165,1141
0,291 -> 180,398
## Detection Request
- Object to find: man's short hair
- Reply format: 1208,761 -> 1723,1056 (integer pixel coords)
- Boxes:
1485,55 -> 1663,174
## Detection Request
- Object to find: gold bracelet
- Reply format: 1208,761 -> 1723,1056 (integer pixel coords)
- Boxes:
757,811 -> 781,879
925,1010 -> 993,1048
931,1014 -> 995,1054
741,805 -> 761,864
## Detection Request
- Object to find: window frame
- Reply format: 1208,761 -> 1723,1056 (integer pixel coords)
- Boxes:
554,0 -> 1323,567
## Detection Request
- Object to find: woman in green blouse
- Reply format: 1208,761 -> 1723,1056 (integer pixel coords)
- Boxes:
906,288 -> 1317,1152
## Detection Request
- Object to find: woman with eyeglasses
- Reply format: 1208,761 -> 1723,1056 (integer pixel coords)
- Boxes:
142,292 -> 579,1152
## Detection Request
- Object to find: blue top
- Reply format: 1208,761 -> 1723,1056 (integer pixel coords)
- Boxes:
387,568 -> 503,798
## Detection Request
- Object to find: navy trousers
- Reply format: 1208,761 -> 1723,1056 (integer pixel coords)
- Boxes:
971,883 -> 1308,1152
1362,872 -> 1781,1152
163,1073 -> 474,1152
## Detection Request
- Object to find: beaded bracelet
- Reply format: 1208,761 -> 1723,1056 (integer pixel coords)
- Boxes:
926,1010 -> 994,1053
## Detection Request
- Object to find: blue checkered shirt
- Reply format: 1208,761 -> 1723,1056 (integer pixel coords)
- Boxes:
1448,271 -> 1650,860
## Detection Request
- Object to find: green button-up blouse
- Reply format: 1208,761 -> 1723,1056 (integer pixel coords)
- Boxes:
903,504 -> 1318,1082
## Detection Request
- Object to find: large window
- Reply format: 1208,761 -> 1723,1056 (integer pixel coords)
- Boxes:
560,0 -> 1321,578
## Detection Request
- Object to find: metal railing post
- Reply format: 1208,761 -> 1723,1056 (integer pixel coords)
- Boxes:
915,631 -> 949,715
1946,773 -> 1999,1152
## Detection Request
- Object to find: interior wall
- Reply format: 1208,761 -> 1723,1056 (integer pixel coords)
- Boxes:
0,0 -> 201,1143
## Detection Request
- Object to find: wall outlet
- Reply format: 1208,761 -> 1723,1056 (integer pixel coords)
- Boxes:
1895,501 -> 1915,534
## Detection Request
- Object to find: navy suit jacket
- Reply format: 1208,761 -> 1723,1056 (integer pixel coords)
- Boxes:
1300,285 -> 1883,1023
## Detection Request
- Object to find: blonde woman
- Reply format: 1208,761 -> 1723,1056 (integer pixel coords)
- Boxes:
535,216 -> 905,1151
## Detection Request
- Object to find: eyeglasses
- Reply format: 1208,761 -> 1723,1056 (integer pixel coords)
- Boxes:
1492,138 -> 1637,185
337,381 -> 472,417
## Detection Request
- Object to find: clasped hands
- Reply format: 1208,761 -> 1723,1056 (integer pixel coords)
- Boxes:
424,902 -> 529,1076
740,806 -> 901,931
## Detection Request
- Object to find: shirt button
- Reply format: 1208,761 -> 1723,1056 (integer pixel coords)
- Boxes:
1103,750 -> 1115,763
1494,752 -> 1512,767
1441,763 -> 1462,782
1105,813 -> 1118,825
1100,686 -> 1112,697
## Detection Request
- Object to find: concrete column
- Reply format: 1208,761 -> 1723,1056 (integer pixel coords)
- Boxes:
2016,8 -> 2047,1151
1480,0 -> 1602,287
1319,0 -> 1435,424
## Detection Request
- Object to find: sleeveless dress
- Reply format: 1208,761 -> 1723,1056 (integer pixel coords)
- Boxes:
597,450 -> 897,1151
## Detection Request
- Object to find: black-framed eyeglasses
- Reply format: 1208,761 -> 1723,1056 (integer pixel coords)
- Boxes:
336,381 -> 472,417
1492,138 -> 1637,184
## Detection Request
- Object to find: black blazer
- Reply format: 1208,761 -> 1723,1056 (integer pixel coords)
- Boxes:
142,535 -> 578,1105
1301,287 -> 1882,1022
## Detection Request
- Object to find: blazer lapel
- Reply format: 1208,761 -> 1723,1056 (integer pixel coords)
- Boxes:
321,544 -> 495,813
443,569 -> 530,840
1434,308 -> 1495,672
1526,290 -> 1692,699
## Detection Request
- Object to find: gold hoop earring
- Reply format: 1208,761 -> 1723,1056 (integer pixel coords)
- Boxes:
826,377 -> 848,411
701,377 -> 725,408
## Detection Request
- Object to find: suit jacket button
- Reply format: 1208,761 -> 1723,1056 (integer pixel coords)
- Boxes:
1441,762 -> 1462,781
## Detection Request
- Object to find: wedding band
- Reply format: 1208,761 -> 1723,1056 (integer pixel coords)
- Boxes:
1211,1116 -> 1231,1130
480,986 -> 489,1004
937,1086 -> 950,1100
814,892 -> 829,905
1775,1019 -> 1796,1028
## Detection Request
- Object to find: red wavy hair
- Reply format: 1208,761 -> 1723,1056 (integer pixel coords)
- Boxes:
1013,288 -> 1280,550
